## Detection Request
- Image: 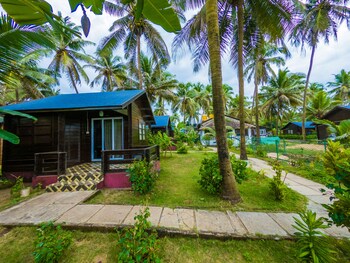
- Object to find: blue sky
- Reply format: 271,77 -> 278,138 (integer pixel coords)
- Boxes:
4,1 -> 350,97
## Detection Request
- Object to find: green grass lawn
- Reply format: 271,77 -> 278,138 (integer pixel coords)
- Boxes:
0,227 -> 349,263
87,152 -> 307,212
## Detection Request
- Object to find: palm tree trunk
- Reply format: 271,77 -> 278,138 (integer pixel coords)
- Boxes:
137,34 -> 142,90
302,45 -> 316,140
206,0 -> 241,204
237,0 -> 247,160
254,78 -> 260,143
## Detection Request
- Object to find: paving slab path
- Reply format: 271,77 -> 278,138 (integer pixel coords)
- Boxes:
0,153 -> 349,239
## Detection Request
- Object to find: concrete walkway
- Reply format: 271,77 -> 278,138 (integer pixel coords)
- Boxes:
0,155 -> 349,239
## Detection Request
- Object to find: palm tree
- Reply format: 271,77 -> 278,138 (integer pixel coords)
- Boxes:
85,50 -> 128,91
193,83 -> 212,115
291,0 -> 350,140
244,39 -> 289,141
227,95 -> 252,122
140,55 -> 177,105
206,0 -> 241,203
44,15 -> 94,94
327,69 -> 350,103
100,0 -> 171,89
307,90 -> 340,120
0,13 -> 54,85
173,0 -> 292,159
172,82 -> 198,124
260,69 -> 304,135
316,119 -> 350,143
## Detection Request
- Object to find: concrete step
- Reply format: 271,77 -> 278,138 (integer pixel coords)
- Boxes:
46,180 -> 100,192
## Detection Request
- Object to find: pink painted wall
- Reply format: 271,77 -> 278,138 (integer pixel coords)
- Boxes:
103,172 -> 132,188
32,175 -> 58,188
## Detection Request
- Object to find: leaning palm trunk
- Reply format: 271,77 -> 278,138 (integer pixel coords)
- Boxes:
237,0 -> 247,160
137,34 -> 142,90
206,0 -> 241,204
302,45 -> 316,140
254,80 -> 260,143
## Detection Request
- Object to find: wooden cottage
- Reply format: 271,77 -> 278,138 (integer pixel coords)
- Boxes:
281,121 -> 316,135
1,90 -> 160,191
317,105 -> 350,140
151,116 -> 173,136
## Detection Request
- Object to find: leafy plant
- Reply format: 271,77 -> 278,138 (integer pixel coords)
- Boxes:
33,222 -> 72,263
10,177 -> 24,199
148,131 -> 174,157
176,142 -> 188,154
322,141 -> 350,229
293,210 -> 336,263
198,155 -> 222,194
230,155 -> 249,184
198,154 -> 250,194
129,160 -> 157,195
256,145 -> 267,158
117,207 -> 160,263
269,161 -> 287,201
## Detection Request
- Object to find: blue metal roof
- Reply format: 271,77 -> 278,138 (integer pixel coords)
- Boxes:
340,105 -> 350,110
291,121 -> 315,129
0,90 -> 145,112
151,116 -> 170,128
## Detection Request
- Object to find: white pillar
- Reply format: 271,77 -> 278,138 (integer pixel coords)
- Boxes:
248,128 -> 252,138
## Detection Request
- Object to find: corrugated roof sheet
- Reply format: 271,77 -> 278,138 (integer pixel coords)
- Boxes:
151,116 -> 170,128
291,121 -> 315,128
340,105 -> 350,109
0,90 -> 144,111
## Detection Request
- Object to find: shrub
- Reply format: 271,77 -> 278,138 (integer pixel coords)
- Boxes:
198,155 -> 222,194
129,160 -> 157,195
256,145 -> 267,158
293,210 -> 336,263
117,207 -> 160,263
0,177 -> 15,190
198,154 -> 250,194
197,143 -> 204,151
227,139 -> 234,149
33,222 -> 72,263
230,155 -> 249,184
278,134 -> 317,140
10,177 -> 24,199
322,141 -> 350,230
147,131 -> 174,157
269,161 -> 287,201
176,142 -> 188,154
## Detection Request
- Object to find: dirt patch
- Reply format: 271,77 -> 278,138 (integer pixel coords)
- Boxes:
286,144 -> 324,151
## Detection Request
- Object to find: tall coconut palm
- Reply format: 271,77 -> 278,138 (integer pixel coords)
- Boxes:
307,90 -> 340,120
44,15 -> 94,94
291,0 -> 350,140
206,0 -> 241,203
100,0 -> 171,89
172,82 -> 198,123
193,83 -> 212,115
85,50 -> 128,91
260,69 -> 305,135
173,0 -> 292,159
139,55 -> 177,105
327,69 -> 350,103
244,39 -> 289,142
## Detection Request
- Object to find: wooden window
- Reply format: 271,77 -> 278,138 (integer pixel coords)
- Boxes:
139,120 -> 146,141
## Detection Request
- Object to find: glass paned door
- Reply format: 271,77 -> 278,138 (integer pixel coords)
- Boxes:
91,118 -> 123,161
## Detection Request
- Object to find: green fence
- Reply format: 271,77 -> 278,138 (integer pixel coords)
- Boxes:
250,138 -> 328,162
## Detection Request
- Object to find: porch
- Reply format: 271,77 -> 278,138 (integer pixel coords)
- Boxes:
34,145 -> 160,192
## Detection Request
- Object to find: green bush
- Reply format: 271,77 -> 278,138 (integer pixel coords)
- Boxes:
322,141 -> 350,230
198,155 -> 250,195
129,160 -> 157,195
117,207 -> 160,263
176,142 -> 188,154
269,161 -> 287,201
256,145 -> 267,158
0,177 -> 15,190
147,131 -> 174,157
33,222 -> 72,263
230,155 -> 249,184
293,210 -> 336,263
198,155 -> 222,194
